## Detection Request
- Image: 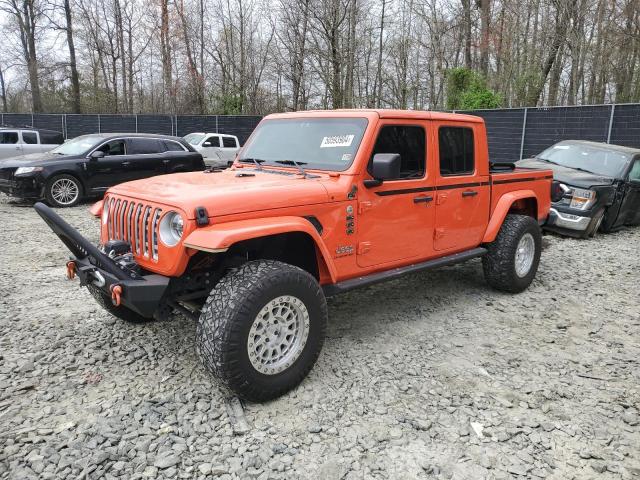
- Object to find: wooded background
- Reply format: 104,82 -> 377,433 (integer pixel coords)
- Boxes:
0,0 -> 639,115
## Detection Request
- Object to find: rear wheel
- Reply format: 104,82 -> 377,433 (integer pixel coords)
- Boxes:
482,214 -> 542,293
87,285 -> 151,324
45,174 -> 82,208
196,260 -> 327,402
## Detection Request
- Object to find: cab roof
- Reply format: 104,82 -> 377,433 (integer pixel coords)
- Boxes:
265,109 -> 484,123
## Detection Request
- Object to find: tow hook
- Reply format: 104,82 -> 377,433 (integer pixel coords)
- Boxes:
66,261 -> 76,280
110,284 -> 123,307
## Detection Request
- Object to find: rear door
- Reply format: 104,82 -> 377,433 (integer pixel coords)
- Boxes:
0,131 -> 22,159
125,138 -> 168,181
20,131 -> 42,154
433,123 -> 490,251
616,157 -> 640,226
220,136 -> 239,162
356,121 -> 436,268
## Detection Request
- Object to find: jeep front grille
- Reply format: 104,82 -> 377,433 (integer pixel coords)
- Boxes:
105,196 -> 162,261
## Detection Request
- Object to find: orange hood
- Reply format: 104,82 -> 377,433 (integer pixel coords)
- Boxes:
107,169 -> 333,219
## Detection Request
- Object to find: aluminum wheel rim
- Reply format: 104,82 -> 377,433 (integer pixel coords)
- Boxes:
51,178 -> 79,205
247,295 -> 310,375
515,233 -> 535,278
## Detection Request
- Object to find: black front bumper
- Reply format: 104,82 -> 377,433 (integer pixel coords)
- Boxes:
0,177 -> 43,199
34,202 -> 169,318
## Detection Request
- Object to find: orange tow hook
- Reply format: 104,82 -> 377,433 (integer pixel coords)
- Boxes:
66,261 -> 76,280
110,284 -> 123,307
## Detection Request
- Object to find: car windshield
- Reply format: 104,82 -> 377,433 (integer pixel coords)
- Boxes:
184,133 -> 205,145
238,118 -> 368,171
537,142 -> 630,178
51,135 -> 105,156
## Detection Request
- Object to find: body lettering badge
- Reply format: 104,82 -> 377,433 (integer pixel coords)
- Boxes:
335,245 -> 354,257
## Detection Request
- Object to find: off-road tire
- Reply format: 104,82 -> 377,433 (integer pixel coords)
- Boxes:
87,284 -> 151,324
45,174 -> 83,208
196,260 -> 327,402
482,214 -> 541,293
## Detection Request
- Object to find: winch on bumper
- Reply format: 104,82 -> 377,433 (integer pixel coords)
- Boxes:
35,202 -> 169,318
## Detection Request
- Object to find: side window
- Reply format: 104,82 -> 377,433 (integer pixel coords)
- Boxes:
439,127 -> 475,176
629,159 -> 640,181
98,140 -> 126,156
0,131 -> 19,144
222,136 -> 237,148
370,125 -> 425,179
22,131 -> 38,144
40,131 -> 64,144
204,136 -> 220,147
129,138 -> 164,154
164,140 -> 185,152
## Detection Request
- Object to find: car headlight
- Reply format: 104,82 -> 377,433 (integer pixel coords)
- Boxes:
570,188 -> 596,210
159,211 -> 184,246
15,166 -> 43,176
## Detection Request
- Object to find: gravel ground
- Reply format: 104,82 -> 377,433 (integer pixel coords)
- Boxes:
0,193 -> 639,480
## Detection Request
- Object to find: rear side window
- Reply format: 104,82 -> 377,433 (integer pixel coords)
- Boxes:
164,140 -> 185,152
439,127 -> 475,176
222,136 -> 237,148
629,159 -> 640,181
22,131 -> 38,144
0,132 -> 18,144
204,136 -> 220,147
370,125 -> 425,179
40,131 -> 64,144
129,138 -> 164,154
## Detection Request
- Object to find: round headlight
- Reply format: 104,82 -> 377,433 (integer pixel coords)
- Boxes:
102,199 -> 110,224
159,211 -> 184,246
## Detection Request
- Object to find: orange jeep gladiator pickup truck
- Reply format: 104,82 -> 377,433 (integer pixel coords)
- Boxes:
36,110 -> 553,401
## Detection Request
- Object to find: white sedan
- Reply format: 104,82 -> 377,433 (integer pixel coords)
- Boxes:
184,133 -> 240,169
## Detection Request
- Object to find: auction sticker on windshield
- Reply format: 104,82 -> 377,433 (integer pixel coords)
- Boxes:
321,135 -> 355,148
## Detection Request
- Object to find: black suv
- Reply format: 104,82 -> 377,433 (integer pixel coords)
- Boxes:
0,133 -> 205,207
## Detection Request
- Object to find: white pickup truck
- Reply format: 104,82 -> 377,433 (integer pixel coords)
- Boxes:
0,127 -> 64,160
183,132 -> 240,169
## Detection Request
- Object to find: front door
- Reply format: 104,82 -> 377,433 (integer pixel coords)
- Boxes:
356,121 -> 435,268
433,124 -> 490,251
616,158 -> 640,226
86,138 -> 129,191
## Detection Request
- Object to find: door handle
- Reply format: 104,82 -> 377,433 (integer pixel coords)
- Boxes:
413,196 -> 433,204
163,159 -> 170,164
121,161 -> 131,166
462,190 -> 478,197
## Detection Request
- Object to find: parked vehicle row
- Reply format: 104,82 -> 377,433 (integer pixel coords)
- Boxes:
5,109 -> 640,402
0,133 -> 205,207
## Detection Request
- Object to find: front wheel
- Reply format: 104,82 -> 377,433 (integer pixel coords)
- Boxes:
482,214 -> 542,293
45,174 -> 82,208
196,260 -> 327,402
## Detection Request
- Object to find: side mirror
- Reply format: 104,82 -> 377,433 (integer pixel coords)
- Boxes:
202,142 -> 212,147
365,153 -> 401,187
90,150 -> 105,160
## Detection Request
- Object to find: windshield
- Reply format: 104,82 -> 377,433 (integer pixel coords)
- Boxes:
239,117 -> 368,171
537,142 -> 630,178
184,133 -> 205,145
50,135 -> 106,156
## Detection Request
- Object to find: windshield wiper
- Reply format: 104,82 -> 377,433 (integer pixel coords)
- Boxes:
536,157 -> 560,166
238,157 -> 265,170
275,159 -> 308,177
